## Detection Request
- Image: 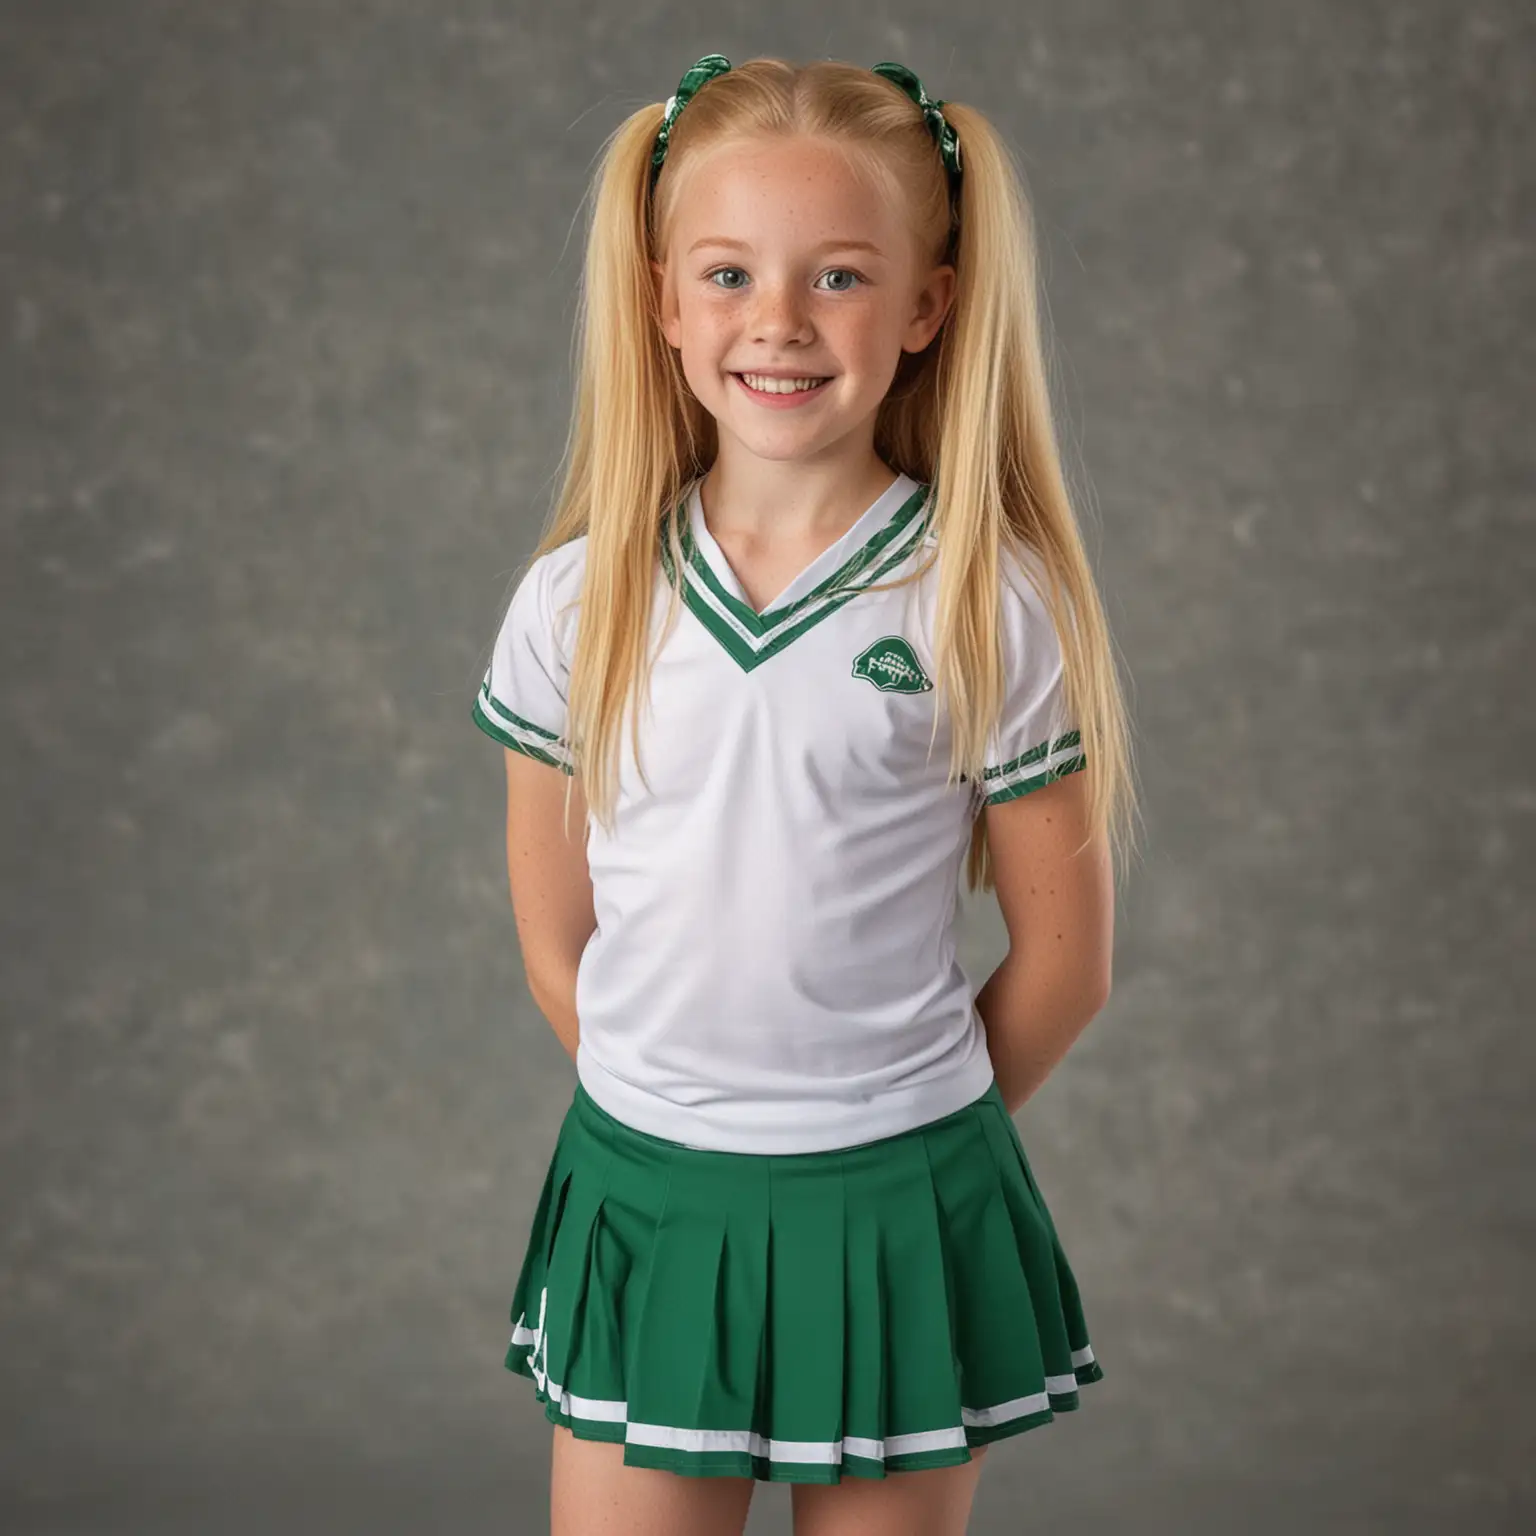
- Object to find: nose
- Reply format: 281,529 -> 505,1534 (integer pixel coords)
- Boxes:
748,280 -> 813,345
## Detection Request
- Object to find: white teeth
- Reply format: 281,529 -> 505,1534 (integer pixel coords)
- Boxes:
740,373 -> 827,394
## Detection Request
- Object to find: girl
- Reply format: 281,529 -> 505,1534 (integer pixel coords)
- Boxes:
472,53 -> 1136,1536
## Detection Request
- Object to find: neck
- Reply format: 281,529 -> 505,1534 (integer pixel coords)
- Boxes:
698,442 -> 899,544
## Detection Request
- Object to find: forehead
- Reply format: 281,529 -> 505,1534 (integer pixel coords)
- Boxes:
664,136 -> 905,258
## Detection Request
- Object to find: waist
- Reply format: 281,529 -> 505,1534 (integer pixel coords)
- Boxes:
573,1027 -> 998,1155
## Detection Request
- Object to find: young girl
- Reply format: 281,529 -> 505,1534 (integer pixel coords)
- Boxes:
472,53 -> 1135,1536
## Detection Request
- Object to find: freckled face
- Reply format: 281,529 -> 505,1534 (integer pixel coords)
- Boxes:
652,136 -> 953,465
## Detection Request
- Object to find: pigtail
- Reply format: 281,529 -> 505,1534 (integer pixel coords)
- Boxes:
527,103 -> 705,841
919,100 -> 1140,891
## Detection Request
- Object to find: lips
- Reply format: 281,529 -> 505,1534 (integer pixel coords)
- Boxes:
731,372 -> 833,404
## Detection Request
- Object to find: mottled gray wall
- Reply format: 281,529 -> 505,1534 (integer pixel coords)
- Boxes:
2,1 -> 1531,1532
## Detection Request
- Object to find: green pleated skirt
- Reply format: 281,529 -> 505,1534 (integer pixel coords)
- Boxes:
504,1075 -> 1104,1483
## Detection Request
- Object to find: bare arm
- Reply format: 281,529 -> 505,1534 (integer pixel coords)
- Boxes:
975,770 -> 1114,1113
504,747 -> 597,1063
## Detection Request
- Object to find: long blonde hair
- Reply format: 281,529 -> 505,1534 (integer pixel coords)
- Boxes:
516,56 -> 1139,892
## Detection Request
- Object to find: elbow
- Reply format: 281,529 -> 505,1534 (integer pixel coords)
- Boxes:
1088,961 -> 1113,1017
1063,960 -> 1111,1025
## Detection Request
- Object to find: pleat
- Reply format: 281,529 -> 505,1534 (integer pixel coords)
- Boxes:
877,1131 -> 970,1470
542,1160 -> 576,1277
1009,1133 -> 1079,1286
506,1159 -> 571,1371
1008,1124 -> 1102,1381
508,1153 -> 560,1316
927,1113 -> 1051,1430
525,1101 -> 580,1286
622,1152 -> 729,1454
840,1171 -> 888,1475
974,1103 -> 1085,1404
561,1193 -> 619,1405
761,1153 -> 846,1478
538,1143 -> 615,1415
1012,1135 -> 1102,1371
707,1152 -> 770,1433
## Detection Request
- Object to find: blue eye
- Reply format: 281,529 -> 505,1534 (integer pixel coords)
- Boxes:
703,267 -> 865,292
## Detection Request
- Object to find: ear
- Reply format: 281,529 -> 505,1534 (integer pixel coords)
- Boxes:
651,259 -> 681,349
902,262 -> 956,354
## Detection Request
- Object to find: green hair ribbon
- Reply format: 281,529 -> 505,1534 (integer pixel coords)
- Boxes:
868,61 -> 963,185
649,54 -> 963,193
649,53 -> 733,183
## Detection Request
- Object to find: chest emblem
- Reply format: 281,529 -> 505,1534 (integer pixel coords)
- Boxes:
852,635 -> 933,693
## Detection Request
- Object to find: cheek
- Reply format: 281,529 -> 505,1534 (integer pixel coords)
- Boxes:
676,295 -> 731,351
836,311 -> 903,373
676,312 -> 732,393
830,295 -> 894,341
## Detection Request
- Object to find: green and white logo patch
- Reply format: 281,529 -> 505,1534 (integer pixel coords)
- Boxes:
852,635 -> 932,693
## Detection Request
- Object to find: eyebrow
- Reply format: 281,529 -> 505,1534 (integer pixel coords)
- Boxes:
686,236 -> 886,256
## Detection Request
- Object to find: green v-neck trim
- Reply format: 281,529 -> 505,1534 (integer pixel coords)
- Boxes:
659,483 -> 934,674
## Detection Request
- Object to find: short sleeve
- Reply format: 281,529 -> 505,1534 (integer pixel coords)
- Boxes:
976,547 -> 1086,806
470,552 -> 574,774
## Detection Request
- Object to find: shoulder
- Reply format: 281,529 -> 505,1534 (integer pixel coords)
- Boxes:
531,532 -> 589,603
917,514 -> 1052,620
908,521 -> 1060,653
995,536 -> 1068,663
516,534 -> 588,646
998,534 -> 1052,609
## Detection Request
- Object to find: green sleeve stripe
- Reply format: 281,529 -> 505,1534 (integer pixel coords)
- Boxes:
478,673 -> 563,742
981,733 -> 1085,804
472,679 -> 573,773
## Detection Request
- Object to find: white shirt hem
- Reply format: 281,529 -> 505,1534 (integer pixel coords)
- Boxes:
574,1031 -> 998,1155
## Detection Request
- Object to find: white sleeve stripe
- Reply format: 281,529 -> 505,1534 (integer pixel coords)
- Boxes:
472,678 -> 573,772
981,738 -> 1085,803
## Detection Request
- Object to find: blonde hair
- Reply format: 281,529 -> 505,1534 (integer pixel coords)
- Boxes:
518,56 -> 1139,892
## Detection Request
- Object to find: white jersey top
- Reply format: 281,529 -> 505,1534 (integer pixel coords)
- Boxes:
472,472 -> 1084,1153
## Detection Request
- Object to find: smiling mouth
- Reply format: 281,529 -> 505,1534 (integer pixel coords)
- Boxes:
732,372 -> 833,397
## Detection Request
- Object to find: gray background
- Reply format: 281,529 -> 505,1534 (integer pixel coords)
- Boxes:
2,1 -> 1531,1532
